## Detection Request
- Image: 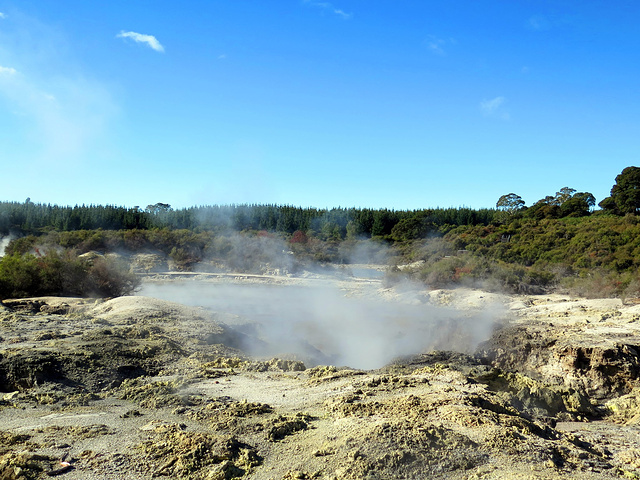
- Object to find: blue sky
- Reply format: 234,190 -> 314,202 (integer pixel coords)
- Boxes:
0,1 -> 638,210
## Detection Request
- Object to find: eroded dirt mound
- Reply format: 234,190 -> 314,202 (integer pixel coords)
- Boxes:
88,296 -> 219,326
0,296 -> 248,395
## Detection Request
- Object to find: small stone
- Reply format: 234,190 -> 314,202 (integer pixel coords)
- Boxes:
2,391 -> 20,401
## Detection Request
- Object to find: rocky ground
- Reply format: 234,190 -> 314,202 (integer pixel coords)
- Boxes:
2,271 -> 640,479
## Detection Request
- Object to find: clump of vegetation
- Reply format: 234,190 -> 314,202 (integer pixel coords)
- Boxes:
0,250 -> 139,299
429,215 -> 640,297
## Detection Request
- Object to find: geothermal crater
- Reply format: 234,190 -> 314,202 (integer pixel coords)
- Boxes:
1,269 -> 640,479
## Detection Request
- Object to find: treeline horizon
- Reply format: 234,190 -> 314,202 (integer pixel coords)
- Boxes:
3,166 -> 638,240
0,200 -> 500,240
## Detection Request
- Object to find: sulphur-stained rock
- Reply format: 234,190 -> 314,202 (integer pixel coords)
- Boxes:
476,369 -> 599,420
1,299 -> 46,314
0,452 -> 58,480
605,388 -> 640,424
554,344 -> 640,398
266,413 -> 313,442
480,324 -> 640,400
138,426 -> 262,479
245,358 -> 306,372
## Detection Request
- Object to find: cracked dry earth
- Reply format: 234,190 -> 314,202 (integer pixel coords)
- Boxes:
2,282 -> 640,479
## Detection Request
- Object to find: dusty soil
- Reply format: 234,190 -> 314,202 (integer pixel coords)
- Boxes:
2,271 -> 640,479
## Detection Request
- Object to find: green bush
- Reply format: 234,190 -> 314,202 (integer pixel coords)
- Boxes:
0,253 -> 42,298
0,250 -> 139,299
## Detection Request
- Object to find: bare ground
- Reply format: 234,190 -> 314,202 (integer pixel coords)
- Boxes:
2,272 -> 640,479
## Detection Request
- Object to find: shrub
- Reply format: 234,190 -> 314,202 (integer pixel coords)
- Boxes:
0,250 -> 139,299
86,256 -> 140,297
0,254 -> 42,298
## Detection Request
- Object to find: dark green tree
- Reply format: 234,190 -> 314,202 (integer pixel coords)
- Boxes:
524,188 -> 594,219
496,193 -> 525,215
525,196 -> 560,219
560,196 -> 591,217
390,214 -> 430,241
600,167 -> 640,215
553,187 -> 576,206
574,192 -> 596,208
556,190 -> 595,217
145,203 -> 172,215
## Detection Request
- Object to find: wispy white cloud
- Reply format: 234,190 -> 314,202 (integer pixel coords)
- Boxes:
480,96 -> 510,120
117,31 -> 164,52
527,15 -> 551,31
481,96 -> 504,113
527,14 -> 574,34
332,8 -> 351,20
0,13 -> 118,167
0,65 -> 17,75
303,1 -> 352,19
0,71 -> 116,164
217,54 -> 227,60
424,35 -> 455,56
0,12 -> 6,19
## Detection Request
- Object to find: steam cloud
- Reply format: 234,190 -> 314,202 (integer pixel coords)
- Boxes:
0,236 -> 13,257
137,231 -> 501,370
139,279 -> 501,370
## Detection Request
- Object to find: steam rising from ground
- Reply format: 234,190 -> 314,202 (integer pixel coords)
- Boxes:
0,235 -> 14,257
139,278 -> 502,370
